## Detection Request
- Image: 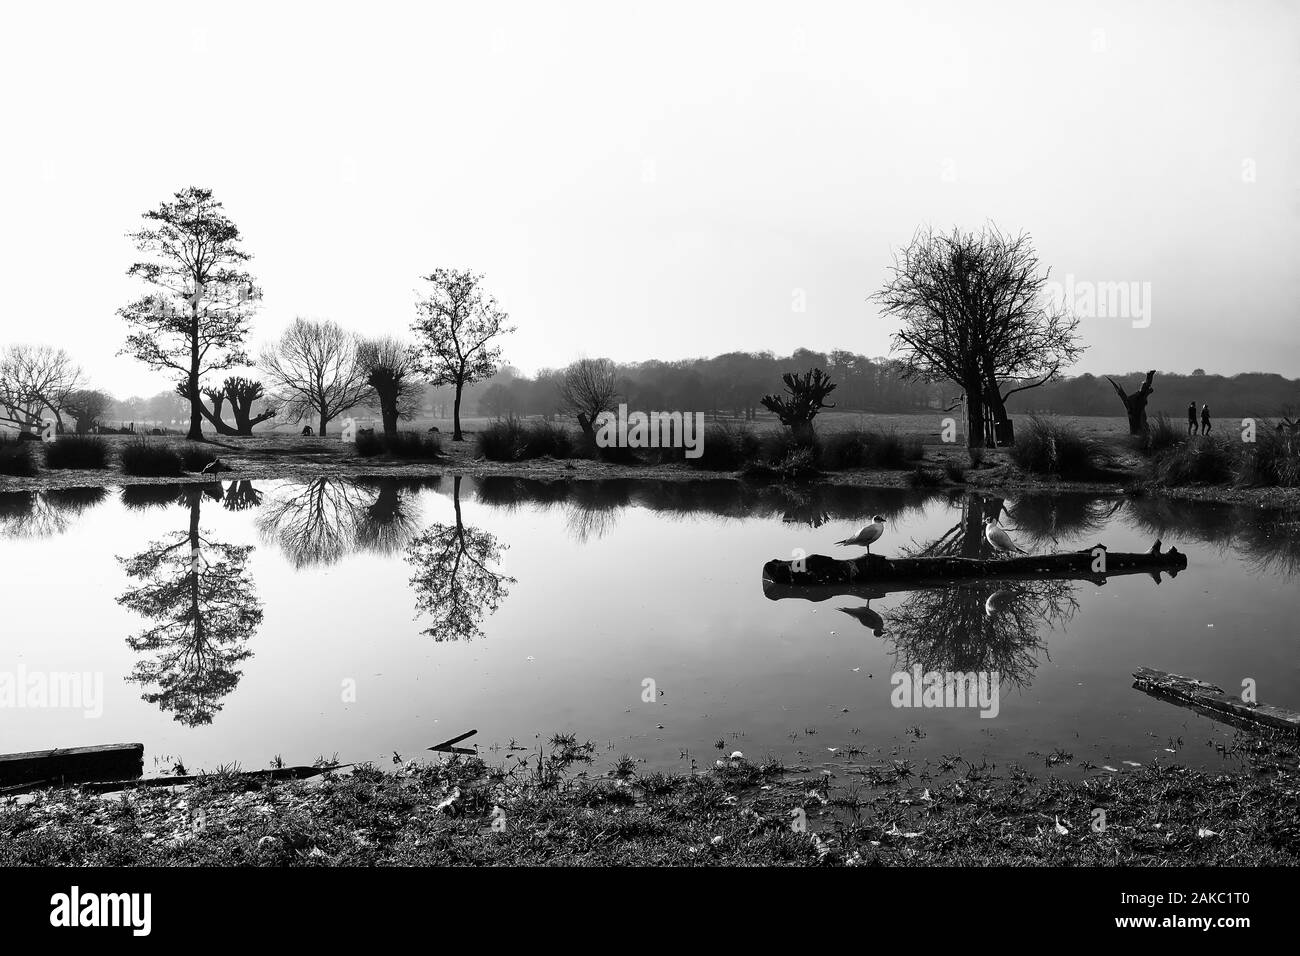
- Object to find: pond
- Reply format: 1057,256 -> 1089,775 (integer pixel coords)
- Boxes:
1,477 -> 1296,779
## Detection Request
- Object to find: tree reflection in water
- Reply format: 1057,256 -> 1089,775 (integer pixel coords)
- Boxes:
0,487 -> 109,538
256,477 -> 429,567
115,483 -> 262,726
406,476 -> 514,641
883,579 -> 1078,688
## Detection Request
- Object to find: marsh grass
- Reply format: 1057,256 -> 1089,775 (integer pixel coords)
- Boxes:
43,435 -> 110,470
119,440 -> 184,477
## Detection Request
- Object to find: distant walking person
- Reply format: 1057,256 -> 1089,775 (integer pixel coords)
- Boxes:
1200,404 -> 1212,435
1187,402 -> 1197,436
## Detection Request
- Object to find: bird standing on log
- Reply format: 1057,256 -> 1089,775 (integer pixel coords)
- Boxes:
837,515 -> 885,553
984,517 -> 1027,556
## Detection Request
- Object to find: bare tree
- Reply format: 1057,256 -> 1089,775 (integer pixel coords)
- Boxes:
118,187 -> 260,440
357,337 -> 422,437
411,269 -> 514,441
260,318 -> 369,435
874,224 -> 1083,447
558,357 -> 619,441
0,344 -> 84,433
179,376 -> 277,435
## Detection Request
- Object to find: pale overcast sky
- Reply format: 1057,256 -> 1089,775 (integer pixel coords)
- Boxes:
1,0 -> 1296,397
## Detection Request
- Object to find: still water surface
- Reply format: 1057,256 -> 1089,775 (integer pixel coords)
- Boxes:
1,477 -> 1296,778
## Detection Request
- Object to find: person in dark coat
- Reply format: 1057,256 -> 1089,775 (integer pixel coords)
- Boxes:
1200,404 -> 1212,435
1187,402 -> 1197,436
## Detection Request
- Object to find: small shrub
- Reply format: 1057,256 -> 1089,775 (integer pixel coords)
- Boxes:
356,430 -> 442,460
43,435 -> 111,470
907,465 -> 945,488
744,446 -> 820,482
943,459 -> 967,483
760,427 -> 816,465
120,440 -> 184,477
968,446 -> 984,469
1009,417 -> 1109,479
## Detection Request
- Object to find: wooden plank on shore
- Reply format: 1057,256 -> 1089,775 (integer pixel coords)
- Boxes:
0,743 -> 144,786
1133,667 -> 1300,733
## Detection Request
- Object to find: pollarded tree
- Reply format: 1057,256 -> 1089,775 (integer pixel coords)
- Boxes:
874,224 -> 1083,447
558,357 -> 619,441
761,368 -> 837,444
64,388 -> 113,433
179,376 -> 277,435
118,187 -> 260,440
411,269 -> 514,441
259,318 -> 369,435
357,337 -> 422,438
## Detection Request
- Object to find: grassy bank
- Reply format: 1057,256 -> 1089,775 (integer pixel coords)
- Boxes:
3,732 -> 1297,866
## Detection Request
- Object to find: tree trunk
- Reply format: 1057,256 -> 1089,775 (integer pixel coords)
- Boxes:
964,383 -> 986,449
319,412 -> 328,436
452,385 -> 464,441
187,308 -> 203,440
1107,371 -> 1156,435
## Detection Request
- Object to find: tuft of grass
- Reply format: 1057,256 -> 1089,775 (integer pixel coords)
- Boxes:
1149,435 -> 1235,486
684,421 -> 761,470
907,465 -> 945,488
119,440 -> 184,477
1009,416 -> 1110,479
819,427 -> 924,470
179,447 -> 218,472
1235,426 -> 1300,488
357,431 -> 443,460
43,435 -> 111,470
942,459 -> 967,483
1136,412 -> 1183,457
477,418 -> 574,461
0,435 -> 38,476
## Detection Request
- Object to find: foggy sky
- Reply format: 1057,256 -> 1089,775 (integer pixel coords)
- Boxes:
1,0 -> 1296,398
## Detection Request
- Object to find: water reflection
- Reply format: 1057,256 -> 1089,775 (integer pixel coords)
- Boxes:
406,476 -> 514,642
256,477 -> 433,567
0,487 -> 109,537
885,580 -> 1077,688
115,484 -> 262,726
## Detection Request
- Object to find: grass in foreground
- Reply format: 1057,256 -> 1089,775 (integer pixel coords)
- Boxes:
2,732 -> 1296,866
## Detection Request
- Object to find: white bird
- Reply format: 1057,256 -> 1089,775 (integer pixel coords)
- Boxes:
837,515 -> 885,553
983,517 -> 1026,556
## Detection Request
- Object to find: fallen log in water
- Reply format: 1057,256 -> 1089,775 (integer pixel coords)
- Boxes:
1133,667 -> 1300,733
0,743 -> 143,787
762,540 -> 1186,592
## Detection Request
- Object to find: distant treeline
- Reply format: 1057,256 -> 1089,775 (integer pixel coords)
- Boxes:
103,350 -> 1298,426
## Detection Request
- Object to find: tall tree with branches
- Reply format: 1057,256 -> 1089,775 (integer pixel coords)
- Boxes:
260,318 -> 369,435
118,187 -> 260,440
411,269 -> 513,441
874,224 -> 1083,447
